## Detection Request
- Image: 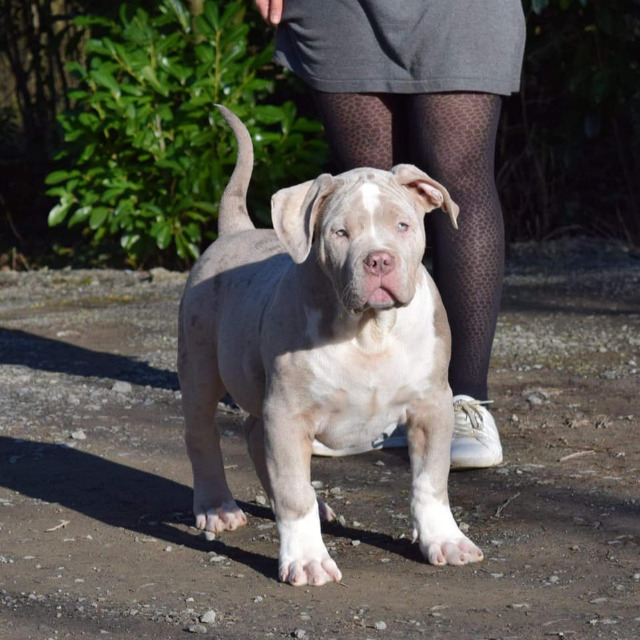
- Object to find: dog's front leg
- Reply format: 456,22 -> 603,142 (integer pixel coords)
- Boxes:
407,391 -> 484,566
264,409 -> 342,586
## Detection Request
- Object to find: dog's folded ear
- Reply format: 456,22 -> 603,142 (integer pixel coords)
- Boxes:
392,164 -> 459,229
272,174 -> 334,264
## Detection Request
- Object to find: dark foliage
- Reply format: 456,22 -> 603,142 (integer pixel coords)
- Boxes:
0,0 -> 638,268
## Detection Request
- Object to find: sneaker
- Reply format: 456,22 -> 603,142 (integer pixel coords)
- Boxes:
450,395 -> 503,470
311,423 -> 408,457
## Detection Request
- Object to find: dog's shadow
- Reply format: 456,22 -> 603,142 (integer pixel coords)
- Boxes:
0,437 -> 420,582
0,328 -> 179,390
0,437 -> 277,577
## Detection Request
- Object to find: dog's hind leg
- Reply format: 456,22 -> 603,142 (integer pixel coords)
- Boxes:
180,348 -> 247,534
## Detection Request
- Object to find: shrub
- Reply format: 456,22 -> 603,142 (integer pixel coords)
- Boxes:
45,0 -> 328,266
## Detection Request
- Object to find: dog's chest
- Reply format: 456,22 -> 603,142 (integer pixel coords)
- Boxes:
304,310 -> 438,441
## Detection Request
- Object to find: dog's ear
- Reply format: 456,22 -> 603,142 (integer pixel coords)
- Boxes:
272,174 -> 334,264
392,164 -> 459,229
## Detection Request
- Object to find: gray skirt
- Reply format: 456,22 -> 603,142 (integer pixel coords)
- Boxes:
274,0 -> 526,95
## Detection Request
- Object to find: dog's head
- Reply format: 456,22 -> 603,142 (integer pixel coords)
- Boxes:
272,165 -> 458,313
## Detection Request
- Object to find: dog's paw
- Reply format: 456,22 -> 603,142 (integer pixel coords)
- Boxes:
277,502 -> 342,586
194,499 -> 247,534
415,530 -> 483,566
280,554 -> 342,586
317,498 -> 336,522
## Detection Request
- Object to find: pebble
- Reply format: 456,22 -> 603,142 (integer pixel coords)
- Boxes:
311,480 -> 323,489
293,629 -> 306,639
200,610 -> 216,624
373,621 -> 387,630
188,624 -> 207,633
70,429 -> 87,440
351,540 -> 361,547
112,381 -> 132,394
255,495 -> 267,506
253,596 -> 264,603
526,393 -> 546,405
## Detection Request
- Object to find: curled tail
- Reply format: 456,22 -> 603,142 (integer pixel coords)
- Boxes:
215,104 -> 255,236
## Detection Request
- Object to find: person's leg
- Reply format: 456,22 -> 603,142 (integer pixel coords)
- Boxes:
312,91 -> 407,170
407,92 -> 503,401
407,92 -> 504,468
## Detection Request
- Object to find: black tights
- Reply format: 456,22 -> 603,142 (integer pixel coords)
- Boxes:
313,91 -> 503,401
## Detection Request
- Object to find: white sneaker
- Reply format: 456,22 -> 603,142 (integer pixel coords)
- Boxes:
311,423 -> 408,457
450,395 -> 503,469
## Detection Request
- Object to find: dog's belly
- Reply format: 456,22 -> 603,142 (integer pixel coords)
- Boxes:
314,398 -> 408,450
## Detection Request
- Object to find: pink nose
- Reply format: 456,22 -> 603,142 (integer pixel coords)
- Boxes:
364,251 -> 396,276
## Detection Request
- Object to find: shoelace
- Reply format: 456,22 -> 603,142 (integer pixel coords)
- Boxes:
453,399 -> 493,434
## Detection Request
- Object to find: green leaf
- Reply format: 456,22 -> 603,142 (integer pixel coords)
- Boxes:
48,200 -> 73,226
45,170 -> 77,185
192,201 -> 219,215
89,207 -> 110,230
91,69 -> 121,98
153,221 -> 173,249
164,0 -> 191,33
253,105 -> 285,125
68,206 -> 93,227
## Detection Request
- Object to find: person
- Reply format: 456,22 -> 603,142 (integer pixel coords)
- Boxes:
253,0 -> 526,469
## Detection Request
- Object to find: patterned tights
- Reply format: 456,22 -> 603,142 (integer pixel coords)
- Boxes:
313,91 -> 503,401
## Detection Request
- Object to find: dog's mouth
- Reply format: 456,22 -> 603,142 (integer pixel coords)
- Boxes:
365,287 -> 396,308
346,283 -> 409,313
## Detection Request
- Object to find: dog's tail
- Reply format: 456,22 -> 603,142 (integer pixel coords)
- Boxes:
215,104 -> 255,236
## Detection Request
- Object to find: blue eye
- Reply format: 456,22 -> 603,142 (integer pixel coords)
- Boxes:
335,229 -> 348,238
398,222 -> 409,232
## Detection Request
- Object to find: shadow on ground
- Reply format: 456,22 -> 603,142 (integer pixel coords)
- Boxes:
0,328 -> 179,390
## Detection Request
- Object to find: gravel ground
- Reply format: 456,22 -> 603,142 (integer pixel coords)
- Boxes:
0,238 -> 639,639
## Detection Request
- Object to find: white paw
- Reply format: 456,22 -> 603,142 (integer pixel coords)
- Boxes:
278,502 -> 342,586
412,499 -> 483,566
194,499 -> 247,533
416,532 -> 484,566
317,498 -> 336,522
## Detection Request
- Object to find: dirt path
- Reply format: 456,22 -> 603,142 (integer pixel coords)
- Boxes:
1,240 -> 639,639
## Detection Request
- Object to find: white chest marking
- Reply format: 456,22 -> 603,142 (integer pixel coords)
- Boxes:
304,274 -> 437,442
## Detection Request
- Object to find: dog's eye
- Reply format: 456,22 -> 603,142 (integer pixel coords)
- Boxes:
334,229 -> 349,238
397,222 -> 409,232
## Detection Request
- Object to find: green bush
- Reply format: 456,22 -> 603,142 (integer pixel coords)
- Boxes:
45,0 -> 328,266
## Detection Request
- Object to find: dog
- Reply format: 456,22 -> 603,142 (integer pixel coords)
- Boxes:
177,105 -> 483,586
